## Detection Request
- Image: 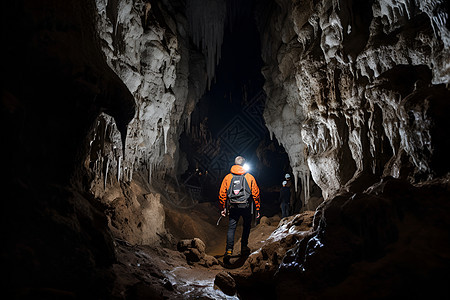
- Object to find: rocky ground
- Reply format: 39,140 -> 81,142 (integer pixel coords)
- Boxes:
111,239 -> 227,299
109,196 -> 315,299
86,171 -> 450,299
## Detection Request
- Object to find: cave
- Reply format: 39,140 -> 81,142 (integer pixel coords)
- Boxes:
2,0 -> 450,299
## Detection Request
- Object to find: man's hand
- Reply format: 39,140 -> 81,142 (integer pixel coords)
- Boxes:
256,210 -> 260,219
221,209 -> 227,217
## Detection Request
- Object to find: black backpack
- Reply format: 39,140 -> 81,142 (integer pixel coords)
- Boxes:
227,174 -> 251,205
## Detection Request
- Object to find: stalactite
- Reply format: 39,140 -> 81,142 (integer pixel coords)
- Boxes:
293,167 -> 300,192
187,113 -> 191,134
304,171 -> 310,204
163,123 -> 170,154
147,159 -> 152,184
130,161 -> 134,181
187,0 -> 226,87
104,157 -> 109,189
332,0 -> 340,11
117,156 -> 122,182
149,165 -> 152,184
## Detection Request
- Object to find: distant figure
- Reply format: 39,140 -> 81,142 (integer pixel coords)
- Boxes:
279,180 -> 291,218
285,173 -> 291,187
218,156 -> 260,263
285,173 -> 295,215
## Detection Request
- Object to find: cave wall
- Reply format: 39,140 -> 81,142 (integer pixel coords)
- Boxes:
1,0 -> 223,295
257,0 -> 450,201
80,0 -> 215,245
242,0 -> 450,297
87,0 -> 208,195
271,177 -> 450,299
1,0 -> 137,297
3,0 -> 449,297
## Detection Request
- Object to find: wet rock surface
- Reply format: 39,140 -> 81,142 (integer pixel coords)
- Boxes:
110,201 -> 293,299
112,239 -> 229,299
226,212 -> 316,298
275,177 -> 450,299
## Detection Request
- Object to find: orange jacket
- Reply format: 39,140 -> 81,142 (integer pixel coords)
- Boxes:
219,165 -> 260,211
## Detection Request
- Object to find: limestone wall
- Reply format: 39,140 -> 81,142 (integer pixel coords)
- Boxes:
257,0 -> 450,200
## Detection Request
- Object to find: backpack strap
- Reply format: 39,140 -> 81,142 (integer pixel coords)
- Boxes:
242,173 -> 247,199
227,174 -> 235,199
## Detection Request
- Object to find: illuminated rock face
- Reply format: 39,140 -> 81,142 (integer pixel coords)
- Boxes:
78,0 -> 211,247
257,0 -> 450,200
87,0 -> 208,197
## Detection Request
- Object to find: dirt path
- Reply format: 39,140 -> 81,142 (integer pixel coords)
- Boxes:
112,202 -> 284,299
163,201 -> 247,257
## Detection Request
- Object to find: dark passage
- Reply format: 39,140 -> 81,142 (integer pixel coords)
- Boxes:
180,3 -> 290,213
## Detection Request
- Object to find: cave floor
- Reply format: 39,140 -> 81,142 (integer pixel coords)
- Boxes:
112,239 -> 233,299
111,202 -> 282,299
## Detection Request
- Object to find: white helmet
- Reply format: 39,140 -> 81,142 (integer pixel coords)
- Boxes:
285,173 -> 291,179
282,180 -> 287,186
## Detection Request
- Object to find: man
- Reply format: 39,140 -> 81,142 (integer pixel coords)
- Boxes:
285,172 -> 303,214
279,180 -> 290,218
219,156 -> 260,263
285,173 -> 297,215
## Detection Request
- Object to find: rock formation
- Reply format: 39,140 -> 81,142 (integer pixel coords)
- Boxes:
88,0 -> 208,193
275,177 -> 450,299
246,0 -> 450,297
2,0 -> 450,299
2,0 -> 135,298
177,237 -> 219,266
257,0 -> 450,201
82,0 -> 232,246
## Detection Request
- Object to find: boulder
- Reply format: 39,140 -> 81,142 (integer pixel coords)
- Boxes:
192,238 -> 206,254
176,238 -> 207,263
200,254 -> 219,267
259,216 -> 271,225
214,271 -> 236,296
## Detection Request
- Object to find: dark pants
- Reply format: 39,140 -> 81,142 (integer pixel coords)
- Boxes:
281,202 -> 289,218
226,206 -> 252,252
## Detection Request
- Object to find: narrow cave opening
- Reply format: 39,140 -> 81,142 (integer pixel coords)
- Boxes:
179,2 -> 291,217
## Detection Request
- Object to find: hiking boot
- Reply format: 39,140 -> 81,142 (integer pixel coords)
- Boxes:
223,249 -> 232,264
241,245 -> 251,257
